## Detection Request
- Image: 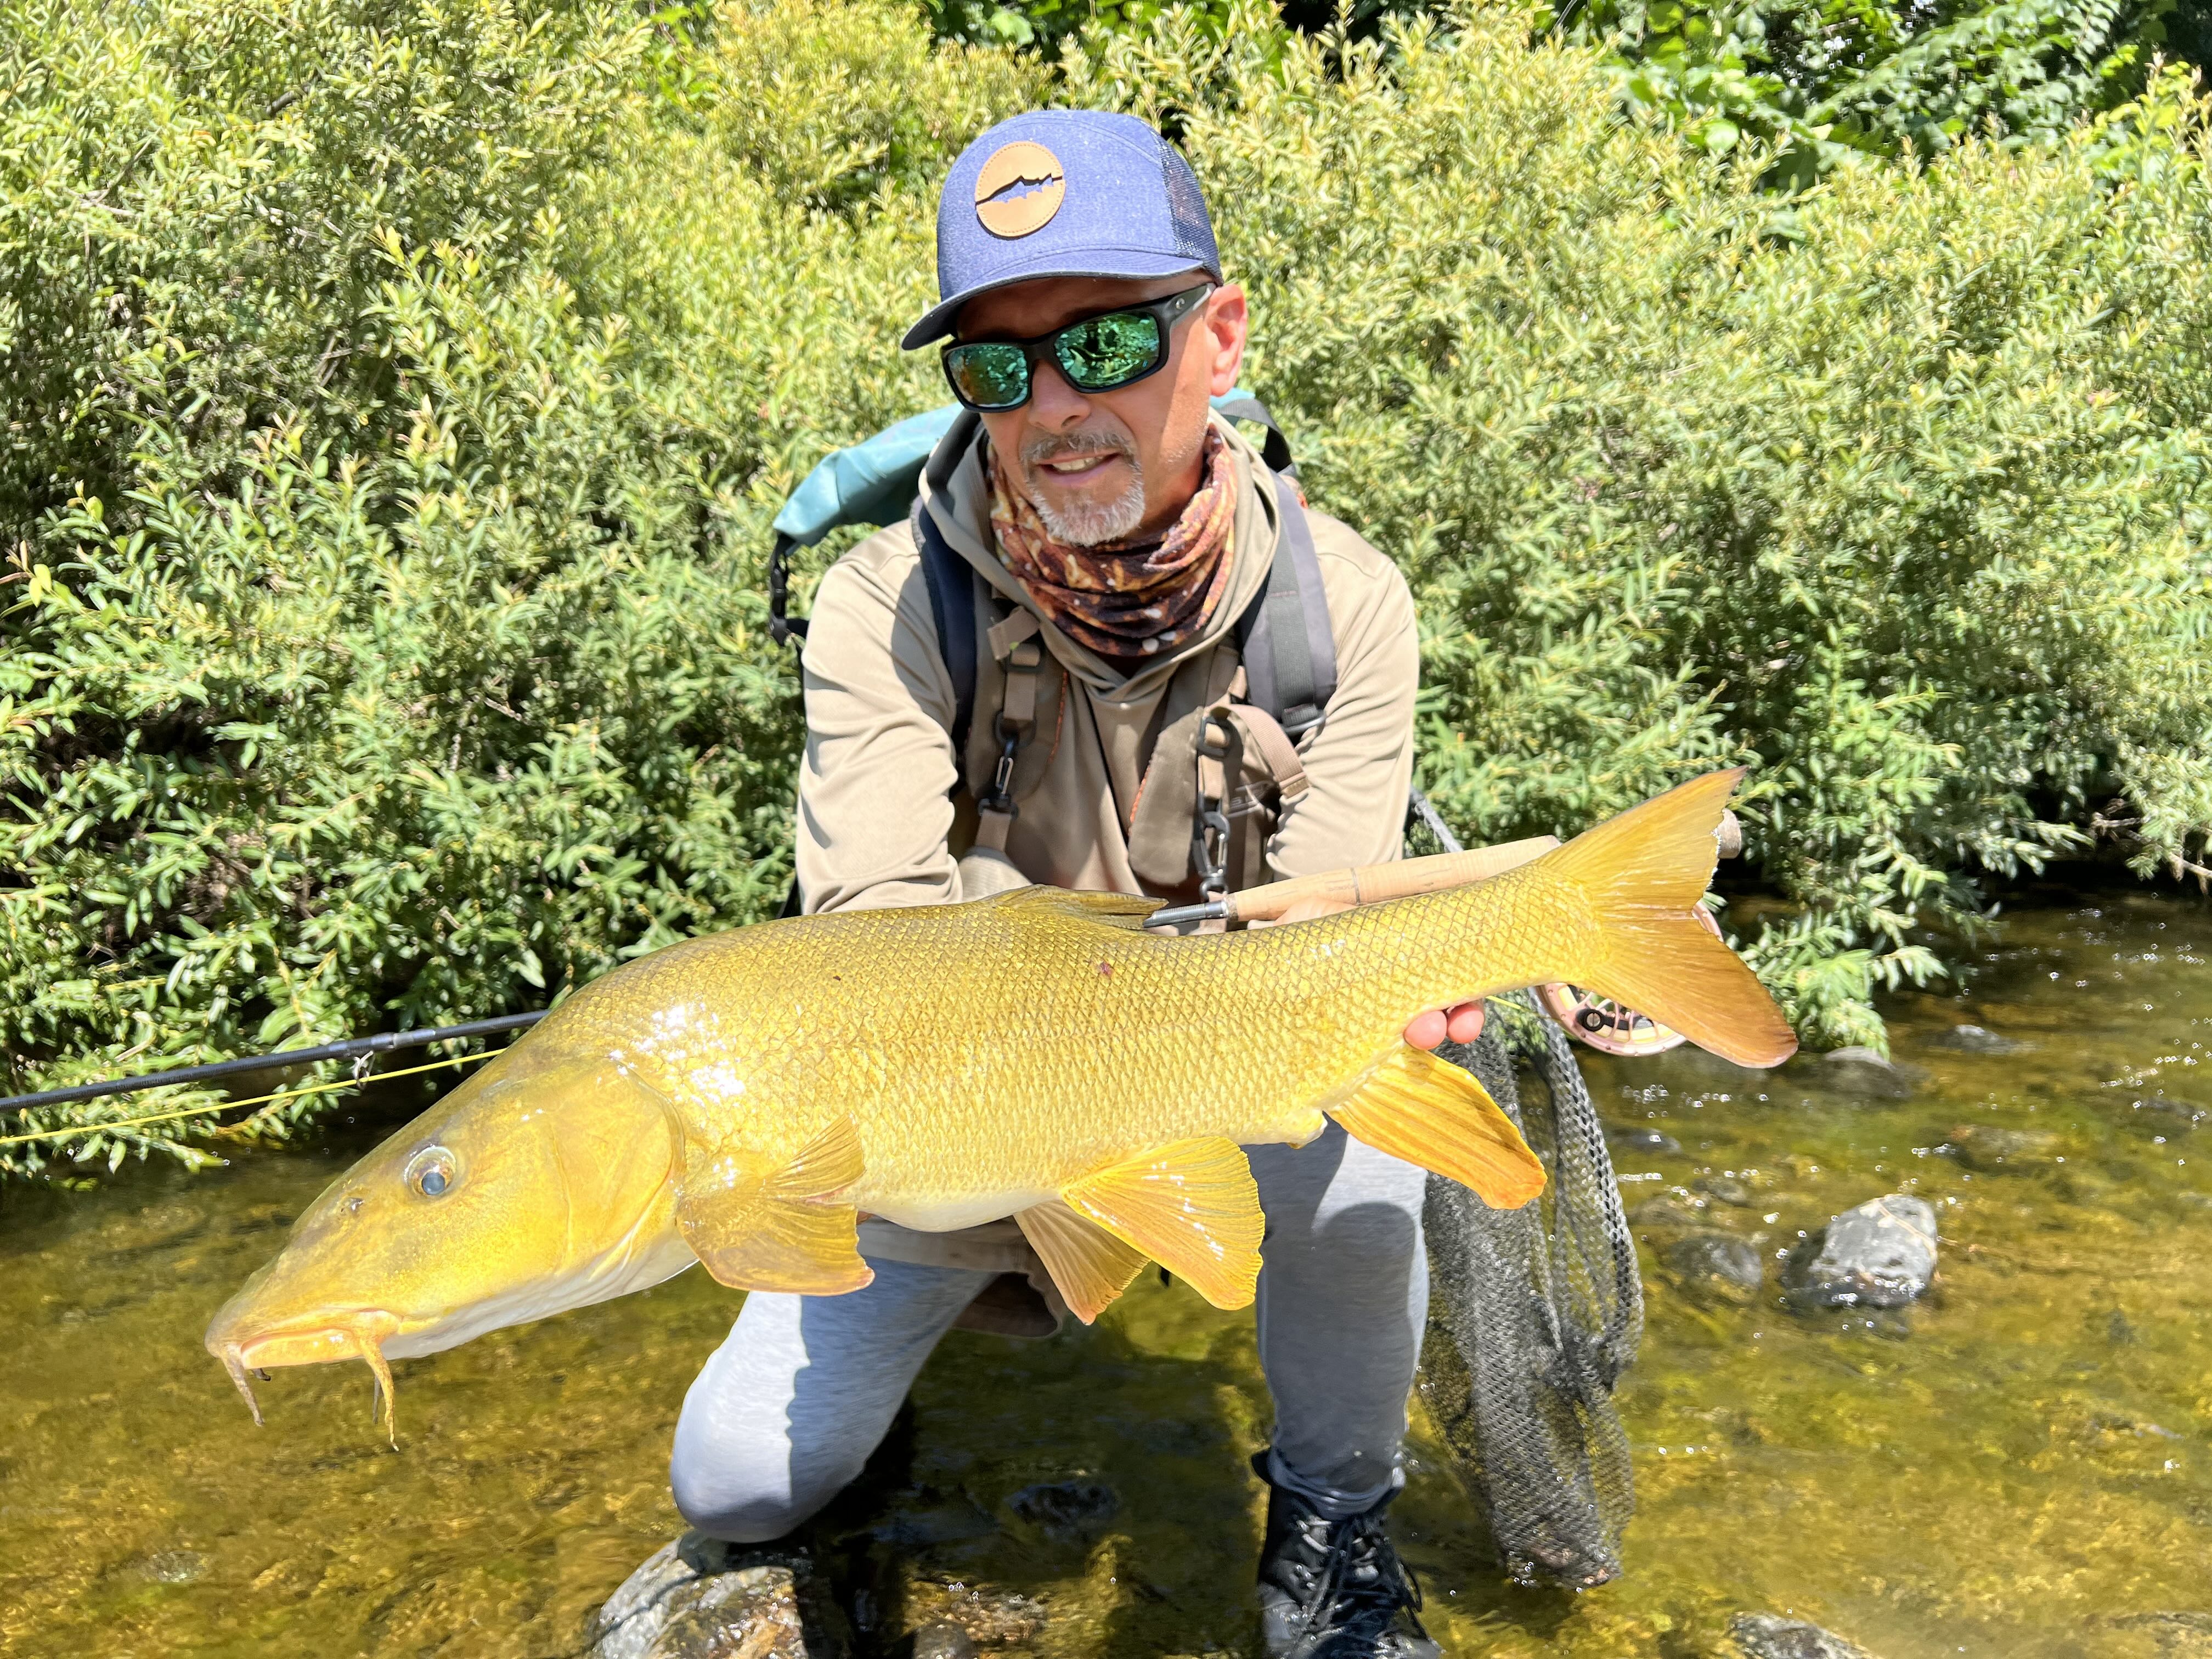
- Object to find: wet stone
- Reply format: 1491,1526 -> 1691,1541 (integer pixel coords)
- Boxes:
1947,1123 -> 2060,1171
1630,1188 -> 1712,1229
1928,1023 -> 2025,1054
1695,1175 -> 1756,1207
2109,1612 -> 2212,1658
129,1549 -> 207,1584
1607,1124 -> 1683,1156
1003,1479 -> 1117,1544
1730,1612 -> 1881,1658
1817,1046 -> 1917,1099
912,1584 -> 1047,1645
910,1624 -> 979,1659
1785,1194 -> 1938,1311
589,1533 -> 845,1659
2131,1098 -> 2208,1133
1663,1232 -> 1764,1306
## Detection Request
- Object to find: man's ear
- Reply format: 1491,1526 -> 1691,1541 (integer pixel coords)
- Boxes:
1204,283 -> 1249,398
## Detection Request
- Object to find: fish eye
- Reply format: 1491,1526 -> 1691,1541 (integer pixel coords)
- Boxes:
404,1146 -> 460,1199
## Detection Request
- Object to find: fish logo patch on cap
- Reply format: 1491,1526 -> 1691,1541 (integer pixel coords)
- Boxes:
974,140 -> 1065,239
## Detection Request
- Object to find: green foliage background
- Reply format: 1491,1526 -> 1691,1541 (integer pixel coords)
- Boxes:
3,0 -> 2209,1177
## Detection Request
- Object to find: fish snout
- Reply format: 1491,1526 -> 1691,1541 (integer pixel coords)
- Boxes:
204,1299 -> 402,1426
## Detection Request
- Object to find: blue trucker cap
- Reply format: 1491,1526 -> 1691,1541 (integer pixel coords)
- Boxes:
900,109 -> 1222,351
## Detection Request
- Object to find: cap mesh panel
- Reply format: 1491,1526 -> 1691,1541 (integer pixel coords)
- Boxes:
1159,144 -> 1221,276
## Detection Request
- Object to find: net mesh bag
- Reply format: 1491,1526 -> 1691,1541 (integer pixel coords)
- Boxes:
1418,990 -> 1643,1588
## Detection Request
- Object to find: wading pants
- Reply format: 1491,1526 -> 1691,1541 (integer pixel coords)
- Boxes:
669,1125 -> 1429,1542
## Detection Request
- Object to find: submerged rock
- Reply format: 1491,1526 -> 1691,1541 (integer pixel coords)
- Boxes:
1663,1232 -> 1764,1306
1607,1124 -> 1683,1156
1630,1187 -> 1711,1229
2108,1612 -> 2212,1657
1730,1612 -> 1881,1658
1946,1123 -> 2060,1172
1928,1023 -> 2025,1054
910,1625 -> 979,1659
128,1549 -> 208,1585
1004,1479 -> 1118,1544
1695,1175 -> 1756,1207
589,1533 -> 846,1659
1817,1047 -> 1917,1099
1785,1194 -> 1938,1310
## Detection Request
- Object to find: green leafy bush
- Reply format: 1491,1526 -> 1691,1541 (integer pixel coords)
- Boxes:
4,0 -> 2209,1178
1550,0 -> 2177,184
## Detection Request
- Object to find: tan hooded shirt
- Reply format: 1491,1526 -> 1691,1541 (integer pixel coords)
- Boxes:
794,411 -> 1419,913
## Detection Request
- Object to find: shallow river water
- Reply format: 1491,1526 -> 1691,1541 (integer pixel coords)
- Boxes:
3,882 -> 2208,1658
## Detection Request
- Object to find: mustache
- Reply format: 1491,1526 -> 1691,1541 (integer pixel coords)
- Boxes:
1020,426 -> 1138,471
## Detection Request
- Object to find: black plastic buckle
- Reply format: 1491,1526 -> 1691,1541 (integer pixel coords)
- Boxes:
978,721 -> 1022,819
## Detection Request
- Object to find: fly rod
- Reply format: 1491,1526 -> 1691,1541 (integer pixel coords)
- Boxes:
2,803 -> 1740,1117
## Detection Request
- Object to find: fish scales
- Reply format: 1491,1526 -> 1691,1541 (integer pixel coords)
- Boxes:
538,866 -> 1592,1227
205,769 -> 1797,1434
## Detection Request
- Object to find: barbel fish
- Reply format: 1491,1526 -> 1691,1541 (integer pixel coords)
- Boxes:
206,769 -> 1794,1435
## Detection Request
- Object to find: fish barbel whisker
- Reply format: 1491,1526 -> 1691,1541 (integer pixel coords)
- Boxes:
218,1341 -> 263,1427
358,1329 -> 399,1447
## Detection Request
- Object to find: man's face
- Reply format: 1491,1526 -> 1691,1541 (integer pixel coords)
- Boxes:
955,273 -> 1248,545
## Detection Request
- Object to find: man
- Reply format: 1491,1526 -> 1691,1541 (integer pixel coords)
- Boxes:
669,110 -> 1484,1658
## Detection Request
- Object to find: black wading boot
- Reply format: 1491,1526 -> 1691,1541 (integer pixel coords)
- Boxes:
1254,1455 -> 1441,1659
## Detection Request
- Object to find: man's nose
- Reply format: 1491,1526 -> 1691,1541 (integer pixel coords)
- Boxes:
1025,359 -> 1091,430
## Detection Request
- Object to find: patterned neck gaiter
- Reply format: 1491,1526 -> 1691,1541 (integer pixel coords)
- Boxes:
986,427 -> 1237,662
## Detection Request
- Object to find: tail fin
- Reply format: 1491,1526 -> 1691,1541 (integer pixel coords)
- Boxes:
1534,769 -> 1798,1068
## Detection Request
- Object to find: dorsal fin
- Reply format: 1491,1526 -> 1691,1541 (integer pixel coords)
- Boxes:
986,887 -> 1164,931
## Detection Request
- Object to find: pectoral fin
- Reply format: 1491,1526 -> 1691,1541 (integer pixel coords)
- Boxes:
1018,1200 -> 1150,1323
1329,1046 -> 1546,1209
1060,1138 -> 1262,1312
678,1116 -> 873,1295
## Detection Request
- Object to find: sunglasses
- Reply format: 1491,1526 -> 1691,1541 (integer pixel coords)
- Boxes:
941,283 -> 1215,413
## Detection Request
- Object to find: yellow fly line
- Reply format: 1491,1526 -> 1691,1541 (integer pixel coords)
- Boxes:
0,1046 -> 507,1151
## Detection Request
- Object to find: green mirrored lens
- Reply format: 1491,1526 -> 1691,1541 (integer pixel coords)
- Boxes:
1057,312 -> 1163,390
946,343 -> 1030,409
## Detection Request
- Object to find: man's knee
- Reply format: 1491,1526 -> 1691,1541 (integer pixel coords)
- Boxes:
669,1446 -> 843,1544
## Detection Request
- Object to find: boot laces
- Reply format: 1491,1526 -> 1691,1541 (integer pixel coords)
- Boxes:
1289,1504 -> 1430,1654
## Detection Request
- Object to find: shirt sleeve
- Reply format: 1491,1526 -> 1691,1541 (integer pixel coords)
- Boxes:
794,535 -> 966,914
1264,524 -> 1421,881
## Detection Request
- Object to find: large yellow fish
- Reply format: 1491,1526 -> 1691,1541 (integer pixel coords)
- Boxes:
206,769 -> 1793,1433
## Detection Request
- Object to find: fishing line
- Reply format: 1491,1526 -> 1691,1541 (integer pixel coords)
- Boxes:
0,1045 -> 511,1151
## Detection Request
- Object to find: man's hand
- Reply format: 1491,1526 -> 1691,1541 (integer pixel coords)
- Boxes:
1259,895 -> 1486,1052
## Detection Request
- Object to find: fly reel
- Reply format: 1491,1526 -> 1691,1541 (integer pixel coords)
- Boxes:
1537,906 -> 1725,1057
1536,984 -> 1688,1057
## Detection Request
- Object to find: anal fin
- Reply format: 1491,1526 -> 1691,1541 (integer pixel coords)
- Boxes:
1018,1200 -> 1149,1324
1330,1047 -> 1546,1209
678,1115 -> 874,1295
1060,1137 -> 1262,1312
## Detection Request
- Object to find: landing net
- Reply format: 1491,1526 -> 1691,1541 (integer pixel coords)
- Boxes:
1419,992 -> 1643,1587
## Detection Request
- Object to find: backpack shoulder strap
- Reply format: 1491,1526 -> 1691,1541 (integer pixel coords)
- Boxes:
1212,394 -> 1297,478
913,502 -> 978,755
1235,470 -> 1339,738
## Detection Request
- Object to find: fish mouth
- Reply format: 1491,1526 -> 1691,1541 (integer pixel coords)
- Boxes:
206,1308 -> 404,1442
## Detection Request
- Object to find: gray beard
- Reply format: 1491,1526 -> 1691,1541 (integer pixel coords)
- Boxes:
1020,416 -> 1206,547
1029,461 -> 1147,546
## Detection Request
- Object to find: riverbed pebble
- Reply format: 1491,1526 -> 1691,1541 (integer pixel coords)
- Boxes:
910,1624 -> 979,1659
1607,1125 -> 1683,1155
1629,1187 -> 1712,1229
1784,1194 -> 1938,1310
1817,1047 -> 1917,1099
1946,1123 -> 2059,1171
1663,1231 -> 1764,1306
1730,1612 -> 1881,1658
1695,1175 -> 1756,1207
1005,1478 -> 1118,1544
1928,1023 -> 2025,1054
589,1533 -> 843,1659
